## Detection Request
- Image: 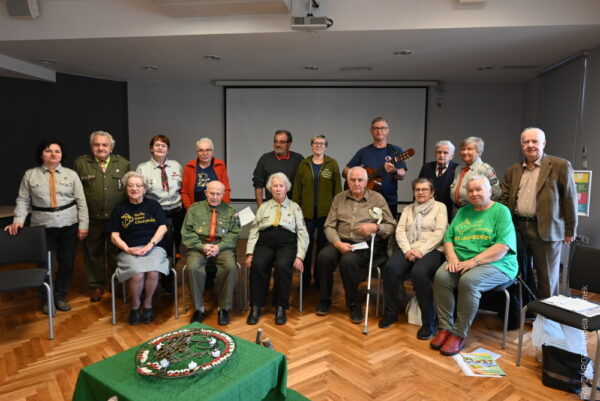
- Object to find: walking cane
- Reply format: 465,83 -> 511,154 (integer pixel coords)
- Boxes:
363,207 -> 383,335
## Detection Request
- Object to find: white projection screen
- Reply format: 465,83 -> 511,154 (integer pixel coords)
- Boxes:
225,87 -> 427,204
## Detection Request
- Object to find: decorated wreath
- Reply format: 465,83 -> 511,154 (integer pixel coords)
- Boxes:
135,328 -> 236,378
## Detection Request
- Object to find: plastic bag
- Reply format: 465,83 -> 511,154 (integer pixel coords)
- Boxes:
405,296 -> 422,326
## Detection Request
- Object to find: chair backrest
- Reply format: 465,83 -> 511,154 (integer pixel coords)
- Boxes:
0,226 -> 47,266
569,244 -> 600,294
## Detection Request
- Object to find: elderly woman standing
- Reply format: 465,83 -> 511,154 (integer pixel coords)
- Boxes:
181,138 -> 231,208
136,134 -> 183,293
108,172 -> 169,325
292,134 -> 342,288
245,173 -> 309,325
450,137 -> 501,208
5,140 -> 88,314
431,175 -> 517,356
379,178 -> 447,340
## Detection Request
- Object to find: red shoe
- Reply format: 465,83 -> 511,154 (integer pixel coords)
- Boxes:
440,334 -> 465,356
429,329 -> 450,350
90,288 -> 104,302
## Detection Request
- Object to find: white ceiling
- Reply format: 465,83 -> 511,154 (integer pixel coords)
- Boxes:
1,0 -> 600,83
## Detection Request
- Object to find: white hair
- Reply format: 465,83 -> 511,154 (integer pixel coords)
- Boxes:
266,172 -> 292,192
90,131 -> 115,147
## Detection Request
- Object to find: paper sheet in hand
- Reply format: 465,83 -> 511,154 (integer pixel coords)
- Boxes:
237,207 -> 256,226
542,295 -> 600,314
351,242 -> 369,251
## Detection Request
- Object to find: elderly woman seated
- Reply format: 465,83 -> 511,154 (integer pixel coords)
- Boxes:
245,172 -> 309,326
431,175 -> 517,356
108,171 -> 169,325
379,178 -> 447,340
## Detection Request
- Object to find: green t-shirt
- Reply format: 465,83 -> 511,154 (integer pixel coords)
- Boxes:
444,202 -> 518,279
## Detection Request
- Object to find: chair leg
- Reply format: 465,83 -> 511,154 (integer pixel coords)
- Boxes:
376,266 -> 381,317
502,289 -> 509,349
43,282 -> 54,340
182,265 -> 188,314
516,305 -> 528,366
122,281 -> 127,304
299,270 -> 303,313
111,272 -> 117,325
172,268 -> 179,319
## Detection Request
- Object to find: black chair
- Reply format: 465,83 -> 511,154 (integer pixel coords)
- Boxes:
0,226 -> 54,339
516,244 -> 600,401
482,278 -> 521,349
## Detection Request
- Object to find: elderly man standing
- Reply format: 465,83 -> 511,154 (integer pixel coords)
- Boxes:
418,140 -> 459,222
344,117 -> 408,219
500,127 -> 577,298
181,181 -> 240,325
252,130 -> 304,206
316,166 -> 396,323
74,131 -> 129,302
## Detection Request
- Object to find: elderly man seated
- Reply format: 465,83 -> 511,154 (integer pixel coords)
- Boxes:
431,175 -> 518,356
181,180 -> 240,325
315,166 -> 396,323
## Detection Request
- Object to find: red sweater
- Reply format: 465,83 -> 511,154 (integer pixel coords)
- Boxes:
181,158 -> 231,208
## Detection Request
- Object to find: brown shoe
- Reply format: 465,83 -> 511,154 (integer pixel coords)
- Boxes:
90,288 -> 104,302
429,329 -> 450,350
440,334 -> 465,356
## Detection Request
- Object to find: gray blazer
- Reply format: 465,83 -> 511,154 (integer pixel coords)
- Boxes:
500,154 -> 577,241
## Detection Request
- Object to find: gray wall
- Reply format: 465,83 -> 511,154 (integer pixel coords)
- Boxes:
578,45 -> 600,247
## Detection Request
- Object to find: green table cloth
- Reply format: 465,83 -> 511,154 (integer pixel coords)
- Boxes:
73,323 -> 293,401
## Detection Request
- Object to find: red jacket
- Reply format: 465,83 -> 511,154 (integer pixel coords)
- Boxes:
181,158 -> 231,208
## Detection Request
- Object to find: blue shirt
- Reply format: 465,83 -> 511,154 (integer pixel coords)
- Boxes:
346,144 -> 407,205
194,162 -> 218,202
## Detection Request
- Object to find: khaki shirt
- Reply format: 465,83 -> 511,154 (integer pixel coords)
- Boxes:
74,154 -> 129,220
13,164 -> 89,230
136,158 -> 183,210
515,159 -> 542,217
324,189 -> 396,244
450,158 -> 501,206
246,197 -> 309,260
181,200 -> 240,252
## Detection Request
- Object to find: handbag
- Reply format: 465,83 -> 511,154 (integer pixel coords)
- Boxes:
541,344 -> 591,394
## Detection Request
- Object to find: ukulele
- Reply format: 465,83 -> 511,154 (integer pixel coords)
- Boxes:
345,148 -> 416,191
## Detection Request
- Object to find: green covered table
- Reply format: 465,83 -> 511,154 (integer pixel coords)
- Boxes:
73,323 -> 305,401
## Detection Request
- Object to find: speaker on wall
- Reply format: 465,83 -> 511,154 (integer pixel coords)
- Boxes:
6,0 -> 40,19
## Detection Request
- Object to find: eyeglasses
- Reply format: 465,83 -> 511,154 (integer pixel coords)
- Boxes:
414,188 -> 431,192
197,149 -> 213,153
273,140 -> 289,144
371,126 -> 389,131
153,143 -> 168,148
312,142 -> 326,146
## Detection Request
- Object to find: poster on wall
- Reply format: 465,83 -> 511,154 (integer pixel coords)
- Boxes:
574,170 -> 592,216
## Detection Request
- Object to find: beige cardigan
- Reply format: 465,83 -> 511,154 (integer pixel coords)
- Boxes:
396,200 -> 447,255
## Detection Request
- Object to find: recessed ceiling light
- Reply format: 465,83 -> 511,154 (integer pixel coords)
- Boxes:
204,55 -> 222,61
39,59 -> 57,64
393,50 -> 412,56
143,66 -> 159,71
477,65 -> 494,71
304,66 -> 319,70
339,66 -> 372,72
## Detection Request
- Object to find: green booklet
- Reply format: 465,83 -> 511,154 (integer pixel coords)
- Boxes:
458,352 -> 506,377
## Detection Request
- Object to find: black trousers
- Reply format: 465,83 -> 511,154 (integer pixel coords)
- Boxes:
317,241 -> 385,307
40,223 -> 79,301
303,216 -> 327,284
250,228 -> 297,309
383,249 -> 445,327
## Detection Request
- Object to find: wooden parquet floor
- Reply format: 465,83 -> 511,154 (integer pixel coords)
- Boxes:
0,243 -> 596,401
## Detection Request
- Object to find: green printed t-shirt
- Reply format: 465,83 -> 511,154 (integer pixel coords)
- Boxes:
444,202 -> 518,279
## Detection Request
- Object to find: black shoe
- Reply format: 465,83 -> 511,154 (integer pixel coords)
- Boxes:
275,306 -> 287,325
218,310 -> 230,325
160,274 -> 175,295
247,306 -> 261,325
378,315 -> 397,329
316,300 -> 331,316
141,308 -> 154,324
129,309 -> 141,325
41,303 -> 56,316
190,310 -> 206,323
349,303 -> 363,324
55,299 -> 71,312
416,325 -> 436,340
